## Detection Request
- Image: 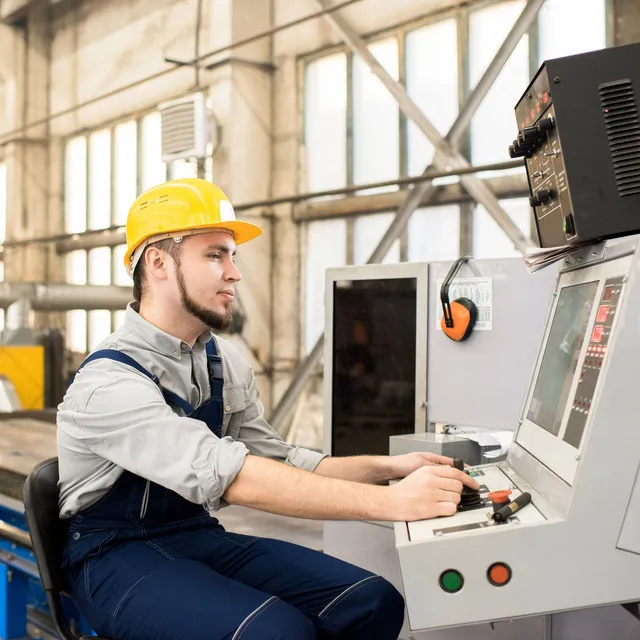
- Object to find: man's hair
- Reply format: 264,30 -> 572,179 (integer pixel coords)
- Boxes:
132,238 -> 182,302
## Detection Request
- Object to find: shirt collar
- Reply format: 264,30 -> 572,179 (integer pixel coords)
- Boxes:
124,303 -> 213,359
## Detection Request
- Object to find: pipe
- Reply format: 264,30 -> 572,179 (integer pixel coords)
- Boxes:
0,520 -> 32,550
0,283 -> 131,311
0,0 -> 362,146
5,298 -> 32,329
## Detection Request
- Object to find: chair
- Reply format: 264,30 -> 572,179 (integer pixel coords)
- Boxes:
23,457 -> 111,640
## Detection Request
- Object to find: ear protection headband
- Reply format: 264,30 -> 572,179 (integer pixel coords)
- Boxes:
440,256 -> 478,342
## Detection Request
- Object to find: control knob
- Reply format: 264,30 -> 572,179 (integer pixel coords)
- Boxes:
529,188 -> 554,208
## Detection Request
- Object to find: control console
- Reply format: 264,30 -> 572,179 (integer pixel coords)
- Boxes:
511,42 -> 640,248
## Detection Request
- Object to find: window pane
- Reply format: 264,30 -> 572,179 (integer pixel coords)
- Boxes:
88,311 -> 112,351
112,244 -> 130,286
65,250 -> 87,285
538,0 -> 606,64
140,112 -> 166,192
88,247 -> 112,285
66,311 -> 87,353
470,1 -> 529,168
406,19 -> 459,175
88,129 -> 111,230
353,213 -> 400,264
473,198 -> 531,259
305,219 -> 347,353
169,159 -> 197,180
305,53 -> 347,193
408,206 -> 460,261
353,38 -> 400,190
114,120 -> 137,226
65,137 -> 87,234
0,163 -> 6,244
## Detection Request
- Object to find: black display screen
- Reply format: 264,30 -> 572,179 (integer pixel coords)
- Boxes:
331,277 -> 417,457
526,280 -> 599,436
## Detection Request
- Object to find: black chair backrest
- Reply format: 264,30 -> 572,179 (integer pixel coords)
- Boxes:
23,458 -> 112,640
23,457 -> 68,593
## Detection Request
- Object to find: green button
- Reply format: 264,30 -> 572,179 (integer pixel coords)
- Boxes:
439,569 -> 464,593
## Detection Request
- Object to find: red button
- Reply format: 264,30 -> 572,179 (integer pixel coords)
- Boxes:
488,562 -> 512,586
488,490 -> 512,504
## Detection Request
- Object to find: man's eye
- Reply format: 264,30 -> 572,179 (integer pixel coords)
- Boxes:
208,253 -> 221,260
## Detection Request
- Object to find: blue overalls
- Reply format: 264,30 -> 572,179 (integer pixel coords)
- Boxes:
61,339 -> 405,640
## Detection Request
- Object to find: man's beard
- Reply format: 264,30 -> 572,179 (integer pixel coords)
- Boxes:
176,263 -> 233,332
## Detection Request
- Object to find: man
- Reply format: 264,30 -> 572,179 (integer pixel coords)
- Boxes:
57,178 -> 478,640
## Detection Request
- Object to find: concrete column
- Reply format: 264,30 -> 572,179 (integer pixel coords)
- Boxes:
210,0 -> 275,410
1,6 -> 51,298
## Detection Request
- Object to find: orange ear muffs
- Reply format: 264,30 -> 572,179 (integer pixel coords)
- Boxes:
440,257 -> 478,342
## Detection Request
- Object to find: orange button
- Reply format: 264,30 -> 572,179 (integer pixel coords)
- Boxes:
487,562 -> 512,586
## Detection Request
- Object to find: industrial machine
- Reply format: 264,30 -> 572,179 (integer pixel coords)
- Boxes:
322,257 -> 557,639
392,42 -> 640,634
396,238 -> 640,631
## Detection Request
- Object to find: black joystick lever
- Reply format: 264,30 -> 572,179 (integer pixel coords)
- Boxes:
453,458 -> 484,512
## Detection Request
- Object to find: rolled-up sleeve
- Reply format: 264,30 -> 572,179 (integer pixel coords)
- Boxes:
59,361 -> 249,513
235,368 -> 327,472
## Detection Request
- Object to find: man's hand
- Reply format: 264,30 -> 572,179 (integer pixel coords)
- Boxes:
386,452 -> 455,480
388,465 -> 480,521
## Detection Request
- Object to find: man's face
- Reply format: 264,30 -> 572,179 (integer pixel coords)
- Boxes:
172,231 -> 242,332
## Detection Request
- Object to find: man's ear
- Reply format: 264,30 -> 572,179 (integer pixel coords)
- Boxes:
144,246 -> 170,282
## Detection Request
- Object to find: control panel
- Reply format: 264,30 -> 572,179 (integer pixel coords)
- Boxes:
510,69 -> 576,247
406,463 -> 545,544
510,42 -> 640,248
565,277 -> 624,447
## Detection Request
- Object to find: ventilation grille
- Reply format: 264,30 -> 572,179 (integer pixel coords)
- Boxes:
600,80 -> 640,198
159,93 -> 209,161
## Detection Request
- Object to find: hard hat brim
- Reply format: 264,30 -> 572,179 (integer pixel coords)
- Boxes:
124,219 -> 263,271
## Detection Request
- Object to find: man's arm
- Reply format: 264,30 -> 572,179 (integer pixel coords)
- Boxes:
223,454 -> 479,522
313,452 -> 456,484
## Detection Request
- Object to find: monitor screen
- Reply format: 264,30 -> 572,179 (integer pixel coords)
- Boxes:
331,277 -> 417,457
526,280 -> 599,436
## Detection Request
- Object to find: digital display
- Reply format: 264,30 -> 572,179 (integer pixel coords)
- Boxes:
526,281 -> 599,436
331,278 -> 417,457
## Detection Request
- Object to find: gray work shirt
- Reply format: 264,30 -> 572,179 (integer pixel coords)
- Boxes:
57,304 -> 326,519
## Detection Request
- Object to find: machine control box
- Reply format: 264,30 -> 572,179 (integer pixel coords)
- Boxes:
511,42 -> 640,248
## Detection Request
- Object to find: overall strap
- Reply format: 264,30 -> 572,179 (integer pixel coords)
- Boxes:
205,338 -> 224,398
70,349 -> 195,415
70,349 -> 159,386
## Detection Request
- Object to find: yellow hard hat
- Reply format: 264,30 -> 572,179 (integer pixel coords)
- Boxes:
124,178 -> 263,274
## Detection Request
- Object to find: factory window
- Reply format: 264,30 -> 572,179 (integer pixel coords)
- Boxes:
406,18 -> 459,176
472,198 -> 532,259
537,0 -> 607,63
353,38 -> 400,192
63,110 -> 201,352
304,52 -> 348,193
408,206 -> 461,262
353,213 -> 400,264
301,0 -> 607,274
469,0 -> 530,170
304,219 -> 348,353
